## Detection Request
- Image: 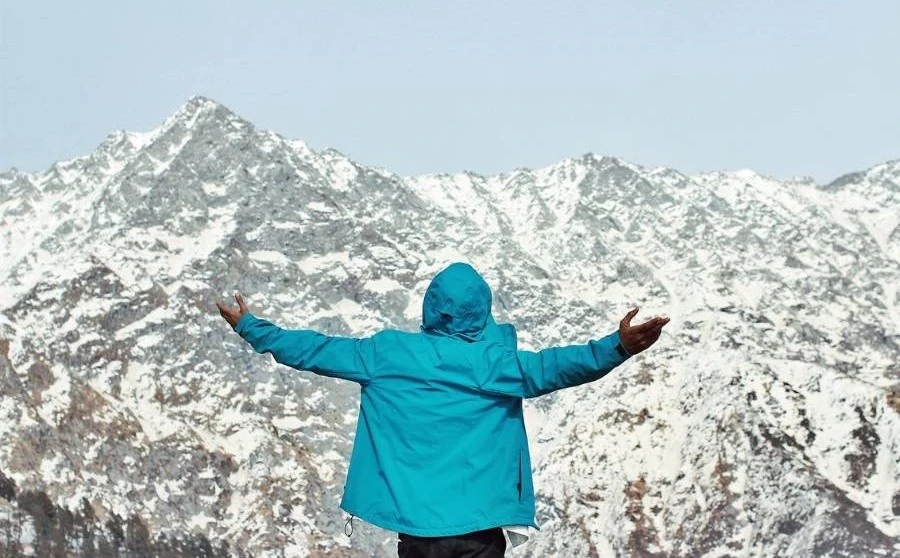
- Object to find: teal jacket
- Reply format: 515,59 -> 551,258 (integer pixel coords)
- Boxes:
235,263 -> 630,536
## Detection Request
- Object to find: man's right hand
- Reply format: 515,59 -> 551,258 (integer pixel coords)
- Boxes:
216,294 -> 249,330
618,307 -> 669,355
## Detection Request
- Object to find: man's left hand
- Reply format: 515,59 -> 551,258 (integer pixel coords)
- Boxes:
618,307 -> 669,355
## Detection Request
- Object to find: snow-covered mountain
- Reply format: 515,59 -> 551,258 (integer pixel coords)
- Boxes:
0,96 -> 898,557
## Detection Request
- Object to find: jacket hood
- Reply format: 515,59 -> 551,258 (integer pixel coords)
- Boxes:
418,263 -> 492,341
421,262 -> 518,347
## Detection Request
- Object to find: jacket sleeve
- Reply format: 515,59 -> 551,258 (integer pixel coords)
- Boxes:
235,313 -> 374,384
479,330 -> 630,398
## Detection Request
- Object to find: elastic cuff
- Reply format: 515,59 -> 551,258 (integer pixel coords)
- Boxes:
235,313 -> 255,334
615,341 -> 631,359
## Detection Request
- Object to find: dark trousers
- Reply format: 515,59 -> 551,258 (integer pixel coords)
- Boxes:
398,527 -> 506,558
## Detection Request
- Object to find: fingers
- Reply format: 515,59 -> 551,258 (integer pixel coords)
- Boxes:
235,293 -> 248,313
630,316 -> 669,334
618,312 -> 669,355
620,307 -> 640,329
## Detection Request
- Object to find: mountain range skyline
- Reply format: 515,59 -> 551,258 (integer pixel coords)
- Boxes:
4,96 -> 894,190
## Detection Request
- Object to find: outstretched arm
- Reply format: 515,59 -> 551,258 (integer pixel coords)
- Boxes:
482,307 -> 669,398
216,294 -> 374,384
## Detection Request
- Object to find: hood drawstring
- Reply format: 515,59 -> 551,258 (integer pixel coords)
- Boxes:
344,515 -> 354,537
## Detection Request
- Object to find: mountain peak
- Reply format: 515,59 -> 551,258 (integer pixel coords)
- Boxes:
111,95 -> 251,158
165,95 -> 233,127
822,160 -> 900,192
575,152 -> 633,170
183,94 -> 224,114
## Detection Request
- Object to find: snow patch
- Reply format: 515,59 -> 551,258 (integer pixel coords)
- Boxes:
249,250 -> 294,266
272,416 -> 306,431
201,181 -> 227,196
364,277 -> 404,294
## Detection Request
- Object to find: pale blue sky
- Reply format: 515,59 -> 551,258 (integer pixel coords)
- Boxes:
1,1 -> 898,183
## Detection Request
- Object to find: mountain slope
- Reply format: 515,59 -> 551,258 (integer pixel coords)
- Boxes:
1,96 -> 898,557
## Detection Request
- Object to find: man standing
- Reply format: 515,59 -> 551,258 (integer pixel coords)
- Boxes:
217,262 -> 668,557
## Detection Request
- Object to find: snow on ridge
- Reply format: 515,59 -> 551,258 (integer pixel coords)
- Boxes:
50,159 -> 86,185
271,220 -> 303,230
297,251 -> 350,272
35,364 -> 73,426
271,416 -> 307,431
126,130 -> 157,151
114,306 -> 177,340
305,200 -> 334,213
201,181 -> 227,197
248,250 -> 293,266
364,277 -> 404,294
162,95 -> 221,130
287,138 -> 312,156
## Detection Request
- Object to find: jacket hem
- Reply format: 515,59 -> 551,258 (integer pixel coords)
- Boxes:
339,505 -> 539,537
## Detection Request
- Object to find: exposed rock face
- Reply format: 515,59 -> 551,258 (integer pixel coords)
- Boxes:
1,96 -> 898,557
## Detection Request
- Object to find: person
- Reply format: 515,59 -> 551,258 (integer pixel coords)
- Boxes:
216,262 -> 668,558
